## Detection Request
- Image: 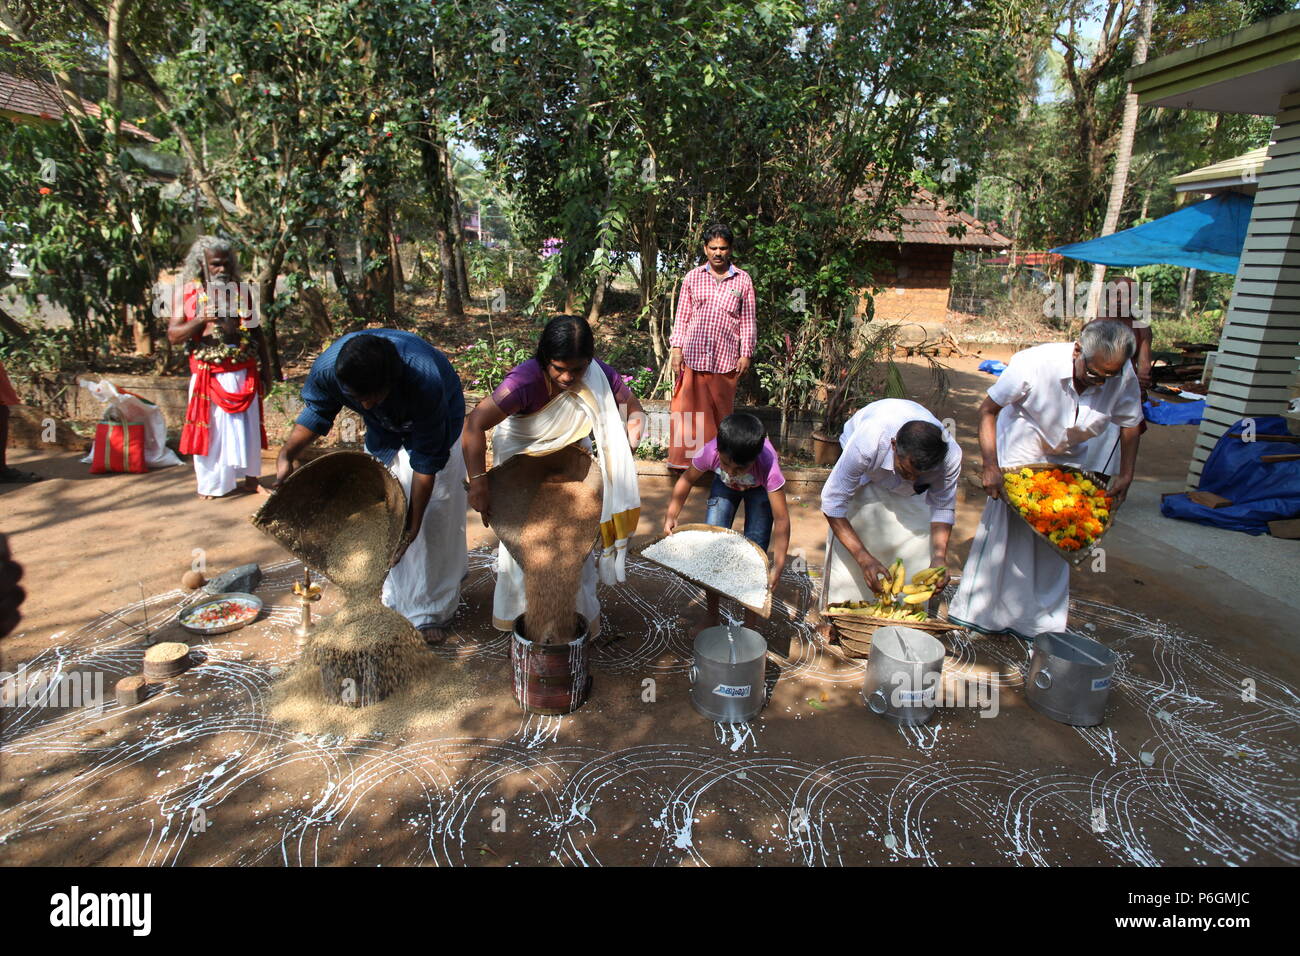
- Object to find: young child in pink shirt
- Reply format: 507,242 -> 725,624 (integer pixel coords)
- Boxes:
663,412 -> 790,630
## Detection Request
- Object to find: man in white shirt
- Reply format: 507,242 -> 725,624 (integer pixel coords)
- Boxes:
820,399 -> 962,607
948,320 -> 1143,639
1078,276 -> 1153,477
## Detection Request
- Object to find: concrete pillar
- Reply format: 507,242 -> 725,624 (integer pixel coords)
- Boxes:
1187,90 -> 1300,488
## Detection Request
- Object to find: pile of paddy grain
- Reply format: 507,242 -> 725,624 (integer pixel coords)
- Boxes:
266,643 -> 497,740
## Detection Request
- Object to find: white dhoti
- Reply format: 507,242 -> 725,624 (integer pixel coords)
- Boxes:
947,497 -> 1069,640
190,368 -> 262,497
380,444 -> 469,628
821,482 -> 932,608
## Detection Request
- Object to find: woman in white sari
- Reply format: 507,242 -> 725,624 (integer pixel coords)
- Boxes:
462,315 -> 645,637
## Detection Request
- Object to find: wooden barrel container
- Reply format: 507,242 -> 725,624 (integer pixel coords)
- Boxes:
510,614 -> 590,715
143,642 -> 192,680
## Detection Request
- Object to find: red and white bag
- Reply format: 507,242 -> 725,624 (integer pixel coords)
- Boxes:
78,377 -> 182,471
89,420 -> 147,474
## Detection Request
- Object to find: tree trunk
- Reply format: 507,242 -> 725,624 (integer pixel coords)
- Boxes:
287,258 -> 333,337
1179,267 -> 1198,317
360,191 -> 395,321
1085,0 -> 1154,321
326,228 -> 367,321
410,243 -> 425,282
585,275 -> 608,326
389,227 -> 405,289
104,0 -> 132,137
132,304 -> 153,356
561,281 -> 577,314
257,247 -> 286,381
444,150 -> 470,303
418,135 -> 463,317
638,216 -> 663,362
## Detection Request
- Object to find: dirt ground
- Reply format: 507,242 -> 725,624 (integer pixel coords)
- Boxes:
2,352 -> 1296,866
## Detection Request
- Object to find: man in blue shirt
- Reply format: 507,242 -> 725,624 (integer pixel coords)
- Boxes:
276,330 -> 467,643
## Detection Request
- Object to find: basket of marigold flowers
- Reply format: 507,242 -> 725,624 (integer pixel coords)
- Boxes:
999,463 -> 1119,565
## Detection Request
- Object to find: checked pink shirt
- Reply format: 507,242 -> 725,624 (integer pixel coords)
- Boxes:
669,263 -> 757,374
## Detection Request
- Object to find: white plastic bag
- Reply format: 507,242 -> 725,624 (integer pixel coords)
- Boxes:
78,376 -> 183,469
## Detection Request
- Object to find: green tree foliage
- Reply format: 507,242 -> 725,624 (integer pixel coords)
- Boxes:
0,111 -> 182,356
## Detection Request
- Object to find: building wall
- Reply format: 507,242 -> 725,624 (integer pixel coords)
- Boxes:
1188,90 -> 1300,487
861,243 -> 956,324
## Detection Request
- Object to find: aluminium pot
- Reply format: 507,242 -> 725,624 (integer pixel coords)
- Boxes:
1025,631 -> 1116,727
690,625 -> 767,723
861,626 -> 946,726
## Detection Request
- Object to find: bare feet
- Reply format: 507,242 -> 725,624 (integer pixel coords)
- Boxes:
238,477 -> 265,494
419,624 -> 452,646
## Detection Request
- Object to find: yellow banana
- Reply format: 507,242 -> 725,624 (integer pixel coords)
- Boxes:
892,562 -> 906,594
913,566 -> 945,586
903,590 -> 934,605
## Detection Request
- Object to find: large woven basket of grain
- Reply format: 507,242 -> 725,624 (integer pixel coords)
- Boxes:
637,523 -> 772,619
998,462 -> 1120,566
252,451 -> 408,577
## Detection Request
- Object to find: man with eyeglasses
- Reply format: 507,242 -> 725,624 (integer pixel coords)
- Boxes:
275,330 -> 468,644
948,319 -> 1143,639
1078,276 -> 1153,478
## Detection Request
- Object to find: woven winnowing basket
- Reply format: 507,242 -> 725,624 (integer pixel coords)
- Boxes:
637,523 -> 773,619
252,450 -> 407,576
822,605 -> 959,657
998,462 -> 1120,566
486,444 -> 603,565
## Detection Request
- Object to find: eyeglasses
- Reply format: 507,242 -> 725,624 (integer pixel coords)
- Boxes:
1081,357 -> 1119,382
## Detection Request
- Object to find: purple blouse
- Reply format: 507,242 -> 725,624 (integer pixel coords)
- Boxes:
492,358 -> 633,416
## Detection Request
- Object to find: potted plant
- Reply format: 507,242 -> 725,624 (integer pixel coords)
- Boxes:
812,322 -> 902,465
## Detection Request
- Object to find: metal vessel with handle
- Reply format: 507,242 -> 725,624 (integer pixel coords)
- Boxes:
1025,631 -> 1116,726
861,626 -> 946,726
690,625 -> 767,722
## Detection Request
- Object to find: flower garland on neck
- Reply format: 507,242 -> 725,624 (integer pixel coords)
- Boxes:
192,333 -> 254,365
189,284 -> 256,365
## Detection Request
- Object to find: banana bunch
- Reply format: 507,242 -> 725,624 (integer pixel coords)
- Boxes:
829,561 -> 947,622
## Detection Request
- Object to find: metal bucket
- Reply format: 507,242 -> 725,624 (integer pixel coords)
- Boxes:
690,625 -> 767,723
862,626 -> 946,726
511,614 -> 590,715
1025,631 -> 1115,726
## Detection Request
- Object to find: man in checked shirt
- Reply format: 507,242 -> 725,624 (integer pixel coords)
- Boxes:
667,223 -> 757,469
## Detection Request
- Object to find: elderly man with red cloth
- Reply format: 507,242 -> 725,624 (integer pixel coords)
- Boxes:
170,236 -> 272,499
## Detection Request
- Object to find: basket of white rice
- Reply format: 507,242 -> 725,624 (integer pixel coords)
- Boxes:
638,524 -> 772,619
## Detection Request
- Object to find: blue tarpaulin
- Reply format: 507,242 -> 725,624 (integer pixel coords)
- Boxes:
1050,193 -> 1252,275
978,359 -> 1007,376
1161,416 -> 1300,535
1144,397 -> 1206,426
